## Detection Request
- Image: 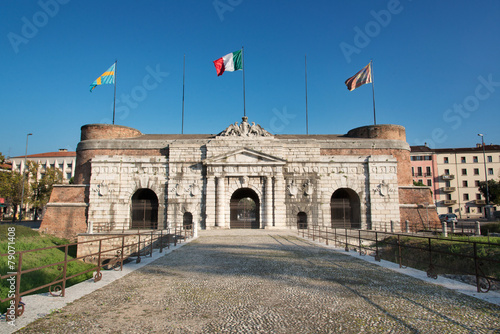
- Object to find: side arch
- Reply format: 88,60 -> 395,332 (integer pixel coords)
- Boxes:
131,188 -> 158,229
330,188 -> 361,229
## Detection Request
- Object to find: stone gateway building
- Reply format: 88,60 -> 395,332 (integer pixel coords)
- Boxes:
41,118 -> 438,239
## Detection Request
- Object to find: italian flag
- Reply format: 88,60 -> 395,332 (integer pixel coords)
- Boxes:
213,49 -> 242,76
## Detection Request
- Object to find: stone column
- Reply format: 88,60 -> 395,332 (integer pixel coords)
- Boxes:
216,176 -> 225,228
205,175 -> 216,228
264,176 -> 273,228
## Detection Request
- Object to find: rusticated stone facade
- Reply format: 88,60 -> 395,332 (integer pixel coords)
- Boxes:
44,117 -> 439,239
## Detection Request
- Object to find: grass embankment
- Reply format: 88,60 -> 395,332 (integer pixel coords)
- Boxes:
0,225 -> 94,314
377,234 -> 500,280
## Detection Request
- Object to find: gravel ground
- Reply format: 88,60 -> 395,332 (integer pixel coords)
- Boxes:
13,230 -> 500,333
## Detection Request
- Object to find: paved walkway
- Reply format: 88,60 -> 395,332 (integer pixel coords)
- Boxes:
9,230 -> 500,333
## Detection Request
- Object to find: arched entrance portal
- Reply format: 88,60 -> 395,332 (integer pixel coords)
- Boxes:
297,212 -> 307,229
230,188 -> 260,229
330,188 -> 360,229
183,212 -> 193,230
131,189 -> 158,229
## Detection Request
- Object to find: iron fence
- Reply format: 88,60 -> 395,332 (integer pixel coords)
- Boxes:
298,225 -> 500,294
1,224 -> 194,320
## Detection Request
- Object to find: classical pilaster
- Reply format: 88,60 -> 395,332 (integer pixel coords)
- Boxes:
274,172 -> 286,228
264,176 -> 273,228
206,175 -> 216,228
216,176 -> 225,227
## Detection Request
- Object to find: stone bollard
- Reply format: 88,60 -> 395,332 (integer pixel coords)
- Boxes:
475,221 -> 481,236
405,220 -> 410,233
390,220 -> 394,233
442,221 -> 448,237
451,221 -> 455,234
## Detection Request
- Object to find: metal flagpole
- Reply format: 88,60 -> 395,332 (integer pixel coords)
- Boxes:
242,46 -> 246,117
113,59 -> 117,125
305,54 -> 309,135
182,54 -> 185,134
370,60 -> 376,125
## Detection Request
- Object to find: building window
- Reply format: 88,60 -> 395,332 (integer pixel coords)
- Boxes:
488,168 -> 493,175
427,180 -> 432,186
58,163 -> 64,170
461,157 -> 466,163
447,194 -> 452,200
473,156 -> 478,163
487,156 -> 492,163
426,166 -> 431,176
66,173 -> 72,180
49,163 -> 55,169
411,167 -> 414,176
476,193 -> 482,200
424,156 -> 432,161
445,181 -> 451,187
475,180 -> 480,187
478,207 -> 483,213
445,169 -> 450,175
417,167 -> 422,176
463,193 -> 469,201
448,207 -> 453,213
444,157 -> 449,164
461,169 -> 467,175
418,179 -> 423,184
462,180 -> 468,187
465,207 -> 470,214
474,168 -> 479,175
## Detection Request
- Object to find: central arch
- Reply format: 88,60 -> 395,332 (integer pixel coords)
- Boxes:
230,188 -> 260,229
330,188 -> 361,229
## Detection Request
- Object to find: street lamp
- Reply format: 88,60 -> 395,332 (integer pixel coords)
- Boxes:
478,134 -> 490,219
19,133 -> 32,221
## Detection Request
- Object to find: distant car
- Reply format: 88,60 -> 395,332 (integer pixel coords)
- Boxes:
439,213 -> 458,224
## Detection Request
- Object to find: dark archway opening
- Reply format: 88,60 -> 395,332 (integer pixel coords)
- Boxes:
131,189 -> 158,229
183,212 -> 193,229
297,212 -> 307,229
330,188 -> 361,229
230,188 -> 260,229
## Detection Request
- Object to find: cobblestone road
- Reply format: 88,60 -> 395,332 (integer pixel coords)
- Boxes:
17,230 -> 500,333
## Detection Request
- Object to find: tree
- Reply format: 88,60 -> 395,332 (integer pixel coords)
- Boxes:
0,152 -> 5,164
0,171 -> 29,221
478,179 -> 500,206
27,162 -> 63,219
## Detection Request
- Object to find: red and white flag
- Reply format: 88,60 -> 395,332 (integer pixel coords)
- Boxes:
345,62 -> 372,91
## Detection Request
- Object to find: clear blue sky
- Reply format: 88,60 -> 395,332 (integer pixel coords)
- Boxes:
1,0 -> 499,157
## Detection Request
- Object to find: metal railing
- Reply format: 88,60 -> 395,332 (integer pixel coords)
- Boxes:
298,225 -> 499,294
1,224 -> 194,321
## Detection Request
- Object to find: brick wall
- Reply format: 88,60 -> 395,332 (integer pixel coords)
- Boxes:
39,185 -> 89,240
346,124 -> 406,141
80,124 -> 142,141
399,186 -> 440,231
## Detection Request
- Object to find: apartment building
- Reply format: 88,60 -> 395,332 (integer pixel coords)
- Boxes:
410,144 -> 500,219
9,149 -> 76,183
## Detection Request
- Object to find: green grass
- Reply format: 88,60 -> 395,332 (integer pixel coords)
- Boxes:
0,225 -> 95,315
376,235 -> 500,280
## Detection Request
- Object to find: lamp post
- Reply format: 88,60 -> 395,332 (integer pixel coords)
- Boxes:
19,133 -> 32,221
478,134 -> 489,219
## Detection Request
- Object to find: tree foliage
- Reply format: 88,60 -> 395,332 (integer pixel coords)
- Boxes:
0,170 -> 28,219
478,179 -> 500,206
27,161 -> 63,216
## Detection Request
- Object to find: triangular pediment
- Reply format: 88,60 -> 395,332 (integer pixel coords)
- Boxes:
204,148 -> 286,166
